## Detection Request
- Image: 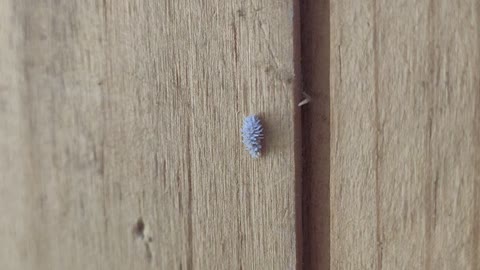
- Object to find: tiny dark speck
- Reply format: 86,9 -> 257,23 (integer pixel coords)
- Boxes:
132,217 -> 145,239
237,8 -> 246,17
264,65 -> 273,73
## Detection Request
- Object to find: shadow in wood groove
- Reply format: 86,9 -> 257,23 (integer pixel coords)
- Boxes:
293,0 -> 304,269
300,0 -> 330,269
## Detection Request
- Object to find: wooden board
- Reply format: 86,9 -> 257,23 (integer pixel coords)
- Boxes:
0,0 -> 300,269
331,0 -> 480,269
0,1 -> 30,269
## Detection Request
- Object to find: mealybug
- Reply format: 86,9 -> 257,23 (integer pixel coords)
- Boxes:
298,91 -> 311,106
242,115 -> 264,158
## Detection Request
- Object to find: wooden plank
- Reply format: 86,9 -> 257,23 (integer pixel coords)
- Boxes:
331,0 -> 480,269
0,0 -> 300,269
0,1 -> 30,269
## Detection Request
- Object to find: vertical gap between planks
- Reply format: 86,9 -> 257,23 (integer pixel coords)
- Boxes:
299,0 -> 331,269
293,0 -> 304,269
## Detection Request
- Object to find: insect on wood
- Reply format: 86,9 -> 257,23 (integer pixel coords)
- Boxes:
241,115 -> 264,158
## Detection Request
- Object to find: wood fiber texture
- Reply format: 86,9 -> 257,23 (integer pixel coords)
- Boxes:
331,0 -> 480,269
0,0 -> 299,269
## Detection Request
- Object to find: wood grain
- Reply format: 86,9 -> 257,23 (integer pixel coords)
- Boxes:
0,1 -> 30,269
0,0 -> 300,269
331,0 -> 480,269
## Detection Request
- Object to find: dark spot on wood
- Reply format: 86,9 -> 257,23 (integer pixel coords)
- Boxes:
132,217 -> 145,239
237,8 -> 246,17
264,65 -> 273,74
132,218 -> 154,263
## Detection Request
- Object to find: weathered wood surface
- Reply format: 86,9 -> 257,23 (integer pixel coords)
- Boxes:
331,0 -> 480,269
0,0 -> 300,269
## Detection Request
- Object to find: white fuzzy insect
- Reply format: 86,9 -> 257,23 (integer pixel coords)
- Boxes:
242,115 -> 264,158
298,91 -> 311,106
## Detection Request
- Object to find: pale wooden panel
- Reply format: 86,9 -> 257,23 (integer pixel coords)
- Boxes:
0,1 -> 31,269
0,0 -> 299,269
331,0 -> 479,269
